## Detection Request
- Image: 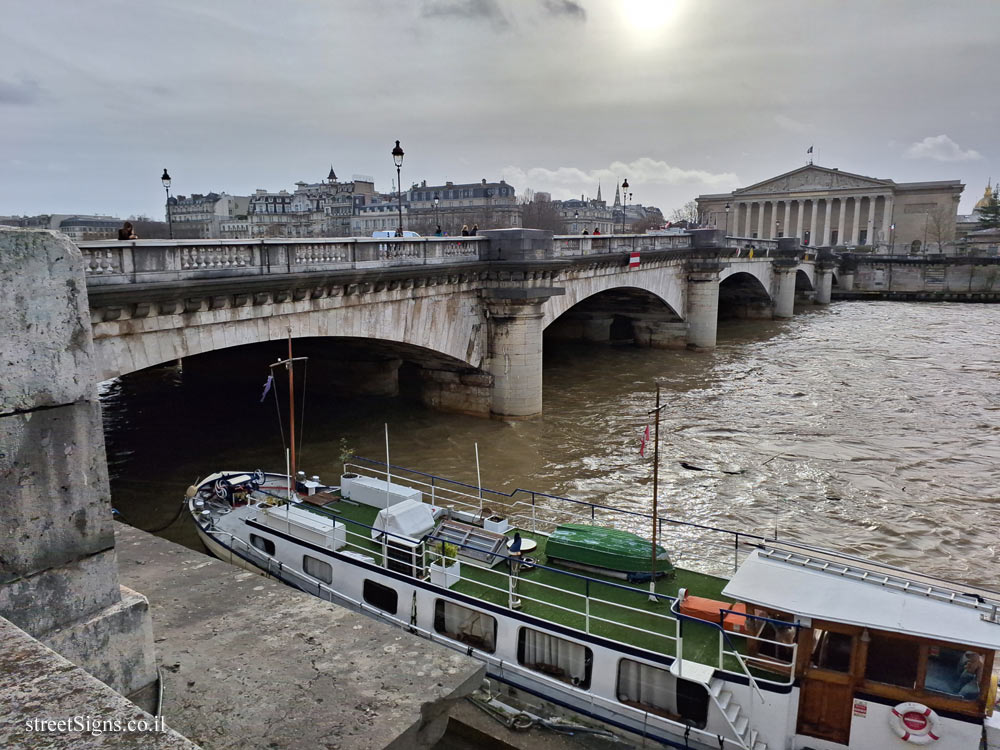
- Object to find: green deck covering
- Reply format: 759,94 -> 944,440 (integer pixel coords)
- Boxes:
546,523 -> 673,575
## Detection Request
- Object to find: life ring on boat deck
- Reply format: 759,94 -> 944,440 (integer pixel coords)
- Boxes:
888,702 -> 940,744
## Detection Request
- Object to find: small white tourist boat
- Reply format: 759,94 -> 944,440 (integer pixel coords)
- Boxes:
186,347 -> 1000,749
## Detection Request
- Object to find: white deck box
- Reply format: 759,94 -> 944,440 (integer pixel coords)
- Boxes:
257,505 -> 346,550
341,475 -> 422,509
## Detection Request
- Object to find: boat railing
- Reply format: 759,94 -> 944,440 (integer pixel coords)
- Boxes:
672,600 -> 799,692
717,611 -> 799,690
440,547 -> 680,653
346,458 -> 772,578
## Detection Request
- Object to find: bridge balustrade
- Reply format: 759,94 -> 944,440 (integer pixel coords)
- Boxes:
551,233 -> 692,257
723,236 -> 780,252
77,236 -> 487,286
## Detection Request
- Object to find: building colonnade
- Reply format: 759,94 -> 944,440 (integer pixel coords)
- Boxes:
729,194 -> 894,247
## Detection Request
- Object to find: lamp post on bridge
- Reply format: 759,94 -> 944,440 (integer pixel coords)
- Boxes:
391,140 -> 404,236
620,178 -> 629,234
725,202 -> 731,237
161,168 -> 174,239
433,192 -> 440,232
775,218 -> 782,239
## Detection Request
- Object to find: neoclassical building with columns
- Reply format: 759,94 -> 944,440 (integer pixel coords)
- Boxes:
697,164 -> 964,253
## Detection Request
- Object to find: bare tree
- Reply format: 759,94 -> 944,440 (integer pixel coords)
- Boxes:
519,196 -> 566,233
925,207 -> 955,253
669,200 -> 698,224
632,215 -> 664,233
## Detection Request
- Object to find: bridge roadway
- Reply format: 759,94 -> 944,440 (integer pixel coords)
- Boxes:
79,228 -> 831,418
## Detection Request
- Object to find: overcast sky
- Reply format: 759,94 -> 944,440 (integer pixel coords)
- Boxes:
2,0 -> 997,220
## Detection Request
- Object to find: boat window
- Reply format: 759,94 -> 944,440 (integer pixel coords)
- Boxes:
517,627 -> 592,688
924,646 -> 982,700
363,580 -> 398,615
616,659 -> 708,728
810,629 -> 853,672
865,633 -> 918,688
303,555 -> 332,584
434,600 -> 496,653
250,533 -> 275,556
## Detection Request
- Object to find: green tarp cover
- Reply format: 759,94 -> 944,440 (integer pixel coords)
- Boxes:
546,523 -> 673,574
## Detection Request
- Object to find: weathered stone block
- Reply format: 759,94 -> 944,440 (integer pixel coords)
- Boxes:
0,228 -> 95,413
0,550 -> 121,637
0,401 -> 115,581
459,372 -> 493,387
42,586 -> 156,699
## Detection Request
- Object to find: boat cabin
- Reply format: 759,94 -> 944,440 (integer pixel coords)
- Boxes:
725,547 -> 1000,748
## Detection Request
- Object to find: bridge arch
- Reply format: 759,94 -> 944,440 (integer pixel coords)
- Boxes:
718,271 -> 773,319
92,289 -> 488,383
542,276 -> 683,329
795,267 -> 816,292
543,286 -> 684,347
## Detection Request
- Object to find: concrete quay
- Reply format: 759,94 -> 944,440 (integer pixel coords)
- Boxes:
113,523 -> 484,750
0,616 -> 198,750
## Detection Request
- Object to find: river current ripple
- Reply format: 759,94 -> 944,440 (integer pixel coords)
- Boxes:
101,301 -> 1000,587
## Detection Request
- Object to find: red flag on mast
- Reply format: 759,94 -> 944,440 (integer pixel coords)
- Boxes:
639,424 -> 650,457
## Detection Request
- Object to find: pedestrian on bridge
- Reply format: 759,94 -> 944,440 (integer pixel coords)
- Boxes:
118,221 -> 137,240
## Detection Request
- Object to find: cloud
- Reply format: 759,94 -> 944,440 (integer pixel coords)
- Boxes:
420,0 -> 510,27
501,158 -> 740,201
0,77 -> 42,106
542,0 -> 586,21
905,135 -> 982,162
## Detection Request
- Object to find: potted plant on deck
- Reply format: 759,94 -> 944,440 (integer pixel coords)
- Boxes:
338,438 -> 359,497
429,541 -> 461,589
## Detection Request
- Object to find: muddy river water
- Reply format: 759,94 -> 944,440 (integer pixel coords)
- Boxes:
102,300 -> 1000,588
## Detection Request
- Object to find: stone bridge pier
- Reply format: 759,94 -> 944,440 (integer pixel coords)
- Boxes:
813,250 -> 837,304
0,228 -> 157,709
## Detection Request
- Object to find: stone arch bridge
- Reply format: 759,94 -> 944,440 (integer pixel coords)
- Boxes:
81,229 -> 833,418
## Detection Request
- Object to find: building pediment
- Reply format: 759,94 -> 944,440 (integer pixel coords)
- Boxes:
736,166 -> 892,195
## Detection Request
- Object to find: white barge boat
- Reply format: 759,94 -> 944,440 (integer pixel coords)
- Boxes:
187,460 -> 1000,750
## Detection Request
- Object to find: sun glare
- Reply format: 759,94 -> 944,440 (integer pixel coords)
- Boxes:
621,0 -> 678,35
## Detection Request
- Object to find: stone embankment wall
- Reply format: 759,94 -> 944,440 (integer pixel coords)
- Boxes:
837,256 -> 1000,300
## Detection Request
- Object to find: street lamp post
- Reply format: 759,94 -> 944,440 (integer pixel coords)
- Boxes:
433,193 -> 439,232
574,210 -> 579,233
620,178 -> 629,234
391,140 -> 404,236
775,219 -> 782,239
161,168 -> 174,239
725,202 -> 731,237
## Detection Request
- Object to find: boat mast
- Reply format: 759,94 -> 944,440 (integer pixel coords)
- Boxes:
269,326 -> 307,499
649,382 -> 664,602
287,328 -> 297,488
